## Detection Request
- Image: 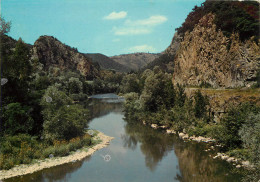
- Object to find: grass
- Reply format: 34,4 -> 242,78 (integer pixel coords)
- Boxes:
0,132 -> 93,170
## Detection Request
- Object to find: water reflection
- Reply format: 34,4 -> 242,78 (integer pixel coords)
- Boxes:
123,120 -> 244,181
122,122 -> 175,171
87,99 -> 123,120
5,95 -> 245,182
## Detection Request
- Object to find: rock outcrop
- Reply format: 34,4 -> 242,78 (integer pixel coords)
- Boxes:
33,36 -> 99,79
171,13 -> 260,88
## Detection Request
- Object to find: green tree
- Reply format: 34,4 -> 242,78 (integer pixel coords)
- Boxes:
43,104 -> 89,142
215,103 -> 260,149
2,38 -> 32,104
68,77 -> 83,94
239,113 -> 260,167
0,16 -> 11,35
194,90 -> 208,118
175,84 -> 186,107
2,103 -> 34,135
41,86 -> 89,142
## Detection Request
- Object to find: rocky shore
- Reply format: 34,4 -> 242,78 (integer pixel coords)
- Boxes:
148,122 -> 254,169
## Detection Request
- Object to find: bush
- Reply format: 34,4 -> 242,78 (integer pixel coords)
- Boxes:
214,103 -> 260,150
43,104 -> 89,142
193,90 -> 209,119
0,133 -> 92,170
239,113 -> 260,166
2,103 -> 34,135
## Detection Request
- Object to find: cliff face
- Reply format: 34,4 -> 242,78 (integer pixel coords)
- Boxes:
172,13 -> 260,88
33,36 -> 99,79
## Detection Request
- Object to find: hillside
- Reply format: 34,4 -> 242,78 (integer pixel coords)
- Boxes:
85,53 -> 131,72
110,53 -> 160,71
33,36 -> 99,79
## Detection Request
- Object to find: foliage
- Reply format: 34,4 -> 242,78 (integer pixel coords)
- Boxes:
176,1 -> 260,41
213,103 -> 260,150
68,77 -> 83,94
0,16 -> 11,35
41,86 -> 89,142
239,113 -> 260,166
2,38 -> 32,104
142,53 -> 175,73
193,90 -> 209,118
175,84 -> 186,107
0,133 -> 91,170
120,73 -> 141,94
2,103 -> 34,135
141,68 -> 175,112
124,92 -> 143,122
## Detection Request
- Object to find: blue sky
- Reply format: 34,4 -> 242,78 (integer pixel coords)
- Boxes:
1,0 -> 204,56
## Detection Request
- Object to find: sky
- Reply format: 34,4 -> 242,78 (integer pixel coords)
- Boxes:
1,0 -> 205,56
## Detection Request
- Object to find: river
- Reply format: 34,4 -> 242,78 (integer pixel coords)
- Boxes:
5,94 -> 244,182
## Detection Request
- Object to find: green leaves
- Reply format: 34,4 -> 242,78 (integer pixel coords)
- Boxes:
41,86 -> 88,142
2,103 -> 34,135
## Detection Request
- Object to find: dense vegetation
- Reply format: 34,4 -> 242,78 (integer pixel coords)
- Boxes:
176,0 -> 259,41
0,17 -> 122,170
123,66 -> 260,174
141,53 -> 175,73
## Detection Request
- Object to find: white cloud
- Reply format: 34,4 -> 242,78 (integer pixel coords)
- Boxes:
113,27 -> 151,35
104,11 -> 127,20
128,45 -> 156,53
112,15 -> 167,36
125,15 -> 167,26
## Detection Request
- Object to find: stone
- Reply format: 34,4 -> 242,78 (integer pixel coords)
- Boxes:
226,157 -> 235,163
151,124 -> 158,129
242,161 -> 250,166
236,165 -> 241,168
179,133 -> 185,138
221,155 -> 229,160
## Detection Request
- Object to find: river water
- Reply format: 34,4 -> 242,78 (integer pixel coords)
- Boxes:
5,94 -> 244,182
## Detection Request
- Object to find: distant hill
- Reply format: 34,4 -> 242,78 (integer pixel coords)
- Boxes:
84,53 -> 131,72
110,53 -> 160,71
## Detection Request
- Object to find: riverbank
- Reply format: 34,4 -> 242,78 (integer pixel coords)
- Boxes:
148,123 -> 255,169
0,131 -> 114,180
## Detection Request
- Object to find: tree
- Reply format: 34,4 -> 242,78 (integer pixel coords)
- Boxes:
43,104 -> 89,142
194,90 -> 208,118
0,16 -> 11,35
239,113 -> 260,167
2,103 -> 34,135
40,86 -> 89,142
2,38 -> 32,104
68,77 -> 83,94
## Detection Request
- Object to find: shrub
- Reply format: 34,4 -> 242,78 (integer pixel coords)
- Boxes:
43,104 -> 89,142
214,103 -> 260,150
2,103 -> 34,135
239,113 -> 260,166
193,90 -> 209,119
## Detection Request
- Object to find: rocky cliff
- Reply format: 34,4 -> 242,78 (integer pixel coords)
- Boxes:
33,36 -> 99,79
171,13 -> 260,88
